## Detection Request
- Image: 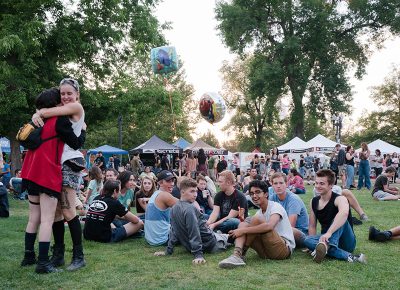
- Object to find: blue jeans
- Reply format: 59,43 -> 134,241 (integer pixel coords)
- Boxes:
346,165 -> 354,189
0,186 -> 9,218
304,221 -> 356,260
358,160 -> 371,189
215,218 -> 240,234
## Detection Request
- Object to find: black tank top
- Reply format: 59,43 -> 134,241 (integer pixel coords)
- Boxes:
312,192 -> 353,234
345,155 -> 354,166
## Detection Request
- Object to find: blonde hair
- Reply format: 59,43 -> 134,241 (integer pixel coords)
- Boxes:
219,170 -> 235,184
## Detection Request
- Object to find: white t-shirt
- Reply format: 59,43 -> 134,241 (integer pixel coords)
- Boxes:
256,201 -> 295,251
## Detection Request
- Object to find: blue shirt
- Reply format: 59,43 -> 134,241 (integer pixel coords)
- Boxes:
269,189 -> 309,234
145,190 -> 171,246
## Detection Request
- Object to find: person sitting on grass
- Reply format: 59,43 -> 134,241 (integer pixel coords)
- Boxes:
207,170 -> 248,233
154,178 -> 229,264
145,170 -> 178,246
313,184 -> 369,223
83,180 -> 143,243
218,180 -> 295,268
303,169 -> 366,264
135,176 -> 156,220
117,171 -> 136,211
269,172 -> 309,247
369,225 -> 400,242
371,166 -> 400,201
105,168 -> 119,181
288,168 -> 306,194
195,175 -> 214,218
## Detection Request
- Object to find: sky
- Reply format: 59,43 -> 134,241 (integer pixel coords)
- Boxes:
155,0 -> 400,143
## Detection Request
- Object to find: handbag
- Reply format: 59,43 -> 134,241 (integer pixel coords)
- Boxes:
65,157 -> 86,172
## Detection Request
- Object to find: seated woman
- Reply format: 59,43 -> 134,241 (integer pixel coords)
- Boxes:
139,166 -> 157,182
288,168 -> 306,194
83,180 -> 143,243
84,166 -> 103,205
135,176 -> 156,220
117,171 -> 136,211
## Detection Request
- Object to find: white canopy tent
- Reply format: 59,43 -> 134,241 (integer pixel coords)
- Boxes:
356,139 -> 400,155
278,137 -> 309,153
306,134 -> 345,152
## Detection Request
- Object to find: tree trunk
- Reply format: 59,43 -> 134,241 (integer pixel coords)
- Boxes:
290,92 -> 305,139
10,134 -> 22,176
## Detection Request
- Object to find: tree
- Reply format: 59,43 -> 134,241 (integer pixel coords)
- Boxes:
0,0 -> 166,171
345,67 -> 400,147
199,131 -> 220,148
215,0 -> 400,139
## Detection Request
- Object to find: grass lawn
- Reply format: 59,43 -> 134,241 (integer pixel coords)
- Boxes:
1,185 -> 400,289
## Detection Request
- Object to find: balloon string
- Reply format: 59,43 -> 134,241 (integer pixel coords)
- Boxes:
164,77 -> 177,137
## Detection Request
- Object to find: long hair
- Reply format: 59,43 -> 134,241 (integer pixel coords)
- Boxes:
103,180 -> 121,197
89,166 -> 103,183
117,170 -> 134,190
139,176 -> 156,196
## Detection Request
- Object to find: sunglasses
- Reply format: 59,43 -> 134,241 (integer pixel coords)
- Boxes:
60,78 -> 79,92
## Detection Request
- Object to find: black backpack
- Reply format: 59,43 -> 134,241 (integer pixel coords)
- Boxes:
16,122 -> 57,150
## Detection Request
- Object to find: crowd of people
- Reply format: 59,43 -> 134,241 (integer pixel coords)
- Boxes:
1,85 -> 400,273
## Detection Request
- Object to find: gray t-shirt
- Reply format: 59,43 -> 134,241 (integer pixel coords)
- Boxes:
256,201 -> 296,251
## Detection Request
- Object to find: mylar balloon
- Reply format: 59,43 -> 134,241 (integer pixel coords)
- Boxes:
199,92 -> 226,124
151,46 -> 179,75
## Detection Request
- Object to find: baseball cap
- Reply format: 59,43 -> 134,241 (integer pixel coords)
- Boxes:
157,170 -> 175,182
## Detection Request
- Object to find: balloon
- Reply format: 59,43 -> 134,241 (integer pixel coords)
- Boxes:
199,92 -> 226,124
151,46 -> 179,75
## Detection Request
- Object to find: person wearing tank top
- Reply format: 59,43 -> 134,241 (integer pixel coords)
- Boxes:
345,145 -> 356,189
303,169 -> 366,264
32,78 -> 86,271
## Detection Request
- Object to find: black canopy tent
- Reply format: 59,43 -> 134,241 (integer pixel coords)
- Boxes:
130,135 -> 182,168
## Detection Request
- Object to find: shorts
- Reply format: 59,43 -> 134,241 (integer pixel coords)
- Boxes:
62,163 -> 81,191
305,168 -> 314,177
210,232 -> 229,253
250,230 -> 291,260
373,190 -> 394,201
338,165 -> 346,176
22,179 -> 60,199
110,226 -> 127,242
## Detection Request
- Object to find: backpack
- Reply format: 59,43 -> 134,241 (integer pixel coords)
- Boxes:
16,122 -> 58,150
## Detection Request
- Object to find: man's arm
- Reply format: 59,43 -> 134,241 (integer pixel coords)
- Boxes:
123,211 -> 141,224
184,207 -> 205,260
207,205 -> 220,225
230,213 -> 281,238
308,200 -> 317,236
209,208 -> 238,229
383,183 -> 399,194
320,196 -> 349,243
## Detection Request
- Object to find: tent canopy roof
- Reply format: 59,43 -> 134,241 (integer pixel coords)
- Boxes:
172,137 -> 191,149
88,145 -> 128,155
278,137 -> 308,150
185,139 -> 228,155
356,139 -> 400,154
131,135 -> 182,154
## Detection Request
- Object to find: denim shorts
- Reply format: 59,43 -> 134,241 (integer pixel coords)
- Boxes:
110,226 -> 127,242
62,163 -> 81,191
373,190 -> 393,201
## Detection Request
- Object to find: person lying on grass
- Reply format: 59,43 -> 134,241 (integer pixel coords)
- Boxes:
83,180 -> 143,243
154,178 -> 229,264
303,169 -> 366,264
218,179 -> 295,268
371,166 -> 400,201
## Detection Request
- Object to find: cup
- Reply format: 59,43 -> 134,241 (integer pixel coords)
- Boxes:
202,190 -> 209,199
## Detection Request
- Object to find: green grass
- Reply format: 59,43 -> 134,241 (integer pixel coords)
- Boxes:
1,185 -> 400,290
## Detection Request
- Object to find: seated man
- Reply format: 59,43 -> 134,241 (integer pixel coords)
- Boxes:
372,166 -> 399,201
9,169 -> 28,200
304,169 -> 366,264
369,225 -> 400,242
268,172 -> 309,247
195,175 -> 214,218
83,180 -> 143,242
207,170 -> 248,233
313,185 -> 368,222
218,180 -> 295,268
154,179 -> 228,264
145,170 -> 178,246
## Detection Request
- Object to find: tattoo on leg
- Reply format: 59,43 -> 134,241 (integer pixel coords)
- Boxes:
61,189 -> 71,209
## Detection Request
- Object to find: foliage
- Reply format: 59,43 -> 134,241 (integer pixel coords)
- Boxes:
2,186 -> 400,289
215,0 -> 400,138
0,0 -> 170,170
345,67 -> 400,147
199,131 -> 220,148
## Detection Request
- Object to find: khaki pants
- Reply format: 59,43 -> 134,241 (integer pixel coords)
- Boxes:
250,230 -> 291,260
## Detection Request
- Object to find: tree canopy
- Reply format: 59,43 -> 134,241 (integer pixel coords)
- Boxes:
215,0 -> 400,139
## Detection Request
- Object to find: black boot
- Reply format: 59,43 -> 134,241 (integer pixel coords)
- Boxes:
50,244 -> 65,267
35,259 -> 63,274
21,250 -> 37,266
66,245 -> 86,271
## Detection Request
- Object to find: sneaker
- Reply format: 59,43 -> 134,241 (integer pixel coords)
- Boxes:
375,231 -> 391,242
313,242 -> 328,263
350,185 -> 356,189
352,216 -> 363,225
368,226 -> 380,241
218,255 -> 246,269
348,253 -> 367,264
360,214 -> 369,221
